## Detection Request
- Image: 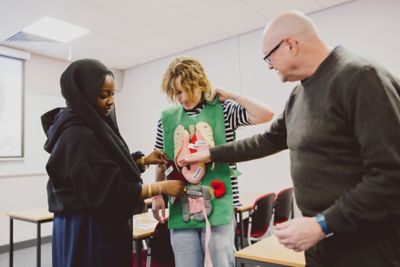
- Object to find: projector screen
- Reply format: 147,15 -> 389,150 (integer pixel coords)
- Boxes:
0,55 -> 24,159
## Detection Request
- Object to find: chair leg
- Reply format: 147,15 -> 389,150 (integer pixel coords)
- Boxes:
9,218 -> 13,267
37,223 -> 41,267
145,246 -> 151,267
239,211 -> 244,249
291,200 -> 295,219
247,216 -> 252,247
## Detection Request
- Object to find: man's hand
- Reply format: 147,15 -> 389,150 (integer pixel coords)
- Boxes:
273,217 -> 325,252
178,149 -> 211,166
151,195 -> 167,223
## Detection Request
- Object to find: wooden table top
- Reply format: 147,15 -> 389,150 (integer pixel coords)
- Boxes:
236,192 -> 264,212
235,235 -> 305,267
132,210 -> 163,240
6,208 -> 53,223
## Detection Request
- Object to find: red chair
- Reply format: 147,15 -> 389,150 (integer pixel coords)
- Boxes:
237,193 -> 276,245
273,187 -> 294,225
132,250 -> 148,267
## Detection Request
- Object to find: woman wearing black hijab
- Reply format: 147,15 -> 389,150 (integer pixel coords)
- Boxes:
41,59 -> 184,267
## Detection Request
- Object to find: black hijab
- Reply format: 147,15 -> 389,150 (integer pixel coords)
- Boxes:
60,58 -> 142,183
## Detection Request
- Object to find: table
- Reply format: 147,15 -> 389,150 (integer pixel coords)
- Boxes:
235,235 -> 305,267
6,206 -> 159,267
6,208 -> 53,267
236,192 -> 263,249
132,210 -> 163,267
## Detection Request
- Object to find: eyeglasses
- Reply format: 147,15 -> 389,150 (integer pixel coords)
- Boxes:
263,40 -> 284,64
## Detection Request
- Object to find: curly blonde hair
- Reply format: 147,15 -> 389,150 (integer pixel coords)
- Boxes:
161,56 -> 212,103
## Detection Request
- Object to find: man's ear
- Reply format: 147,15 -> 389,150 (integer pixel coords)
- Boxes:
285,37 -> 299,56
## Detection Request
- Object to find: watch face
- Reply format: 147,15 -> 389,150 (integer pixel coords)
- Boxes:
165,160 -> 186,182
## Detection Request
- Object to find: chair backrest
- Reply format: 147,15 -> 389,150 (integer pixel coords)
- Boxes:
273,187 -> 294,225
249,193 -> 276,238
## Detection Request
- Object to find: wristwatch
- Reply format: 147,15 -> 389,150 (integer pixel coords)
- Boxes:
315,213 -> 334,237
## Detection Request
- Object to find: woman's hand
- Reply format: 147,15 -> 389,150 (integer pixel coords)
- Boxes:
141,180 -> 185,199
208,86 -> 239,102
144,149 -> 168,165
210,86 -> 274,124
159,180 -> 185,197
152,195 -> 167,223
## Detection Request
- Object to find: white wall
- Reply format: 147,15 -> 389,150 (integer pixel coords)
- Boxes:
117,0 -> 400,212
0,55 -> 127,247
0,55 -> 67,246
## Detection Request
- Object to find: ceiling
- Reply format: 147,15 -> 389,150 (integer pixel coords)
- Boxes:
0,0 -> 351,70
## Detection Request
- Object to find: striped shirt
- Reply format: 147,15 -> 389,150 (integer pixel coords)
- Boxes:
155,100 -> 252,207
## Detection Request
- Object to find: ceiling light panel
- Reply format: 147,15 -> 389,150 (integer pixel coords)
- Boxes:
23,16 -> 89,43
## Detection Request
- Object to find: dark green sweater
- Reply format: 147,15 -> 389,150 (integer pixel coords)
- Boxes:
211,47 -> 400,235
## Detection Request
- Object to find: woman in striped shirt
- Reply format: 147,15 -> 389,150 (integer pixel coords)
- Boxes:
152,56 -> 273,267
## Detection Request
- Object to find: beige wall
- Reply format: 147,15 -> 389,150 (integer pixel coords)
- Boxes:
0,54 -> 66,246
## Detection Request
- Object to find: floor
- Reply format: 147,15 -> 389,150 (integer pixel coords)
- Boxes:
0,241 -> 145,267
0,241 -> 254,267
0,242 -> 51,267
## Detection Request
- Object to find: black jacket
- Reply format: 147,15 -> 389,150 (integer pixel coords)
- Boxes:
42,107 -> 142,217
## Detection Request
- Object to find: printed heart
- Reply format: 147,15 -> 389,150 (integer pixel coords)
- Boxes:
189,134 -> 197,153
211,179 -> 226,198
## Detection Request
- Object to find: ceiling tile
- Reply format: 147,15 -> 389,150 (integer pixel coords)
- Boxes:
241,0 -> 323,18
118,2 -> 230,44
2,0 -> 81,15
48,1 -> 193,54
165,0 -> 242,18
109,43 -> 160,62
71,32 -> 127,51
82,0 -> 150,18
1,0 -> 342,69
199,2 -> 268,35
66,45 -> 117,65
44,1 -> 122,35
316,0 -> 353,8
0,5 -> 42,41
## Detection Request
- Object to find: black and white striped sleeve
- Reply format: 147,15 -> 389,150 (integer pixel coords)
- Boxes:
154,119 -> 164,150
222,100 -> 252,131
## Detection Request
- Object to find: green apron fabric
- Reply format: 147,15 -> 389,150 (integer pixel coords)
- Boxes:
162,98 -> 233,229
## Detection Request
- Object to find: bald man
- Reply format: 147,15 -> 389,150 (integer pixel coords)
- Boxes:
181,10 -> 400,267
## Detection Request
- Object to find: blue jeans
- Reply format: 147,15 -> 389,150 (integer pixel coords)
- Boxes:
170,216 -> 236,267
